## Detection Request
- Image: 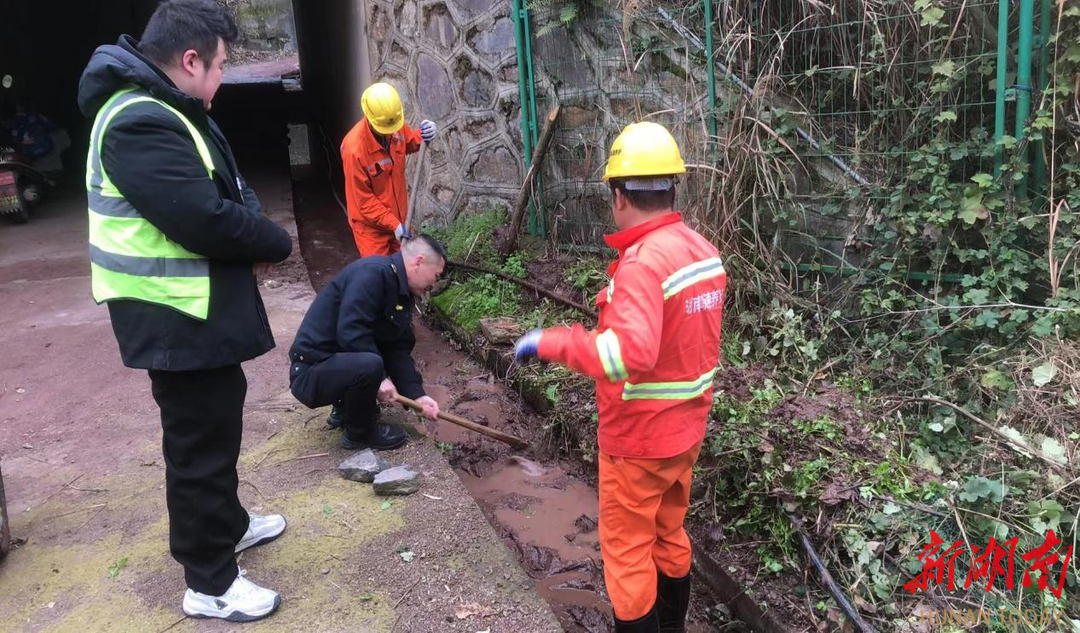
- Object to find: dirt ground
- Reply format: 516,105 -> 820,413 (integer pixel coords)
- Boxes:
0,169 -> 561,632
291,170 -> 619,632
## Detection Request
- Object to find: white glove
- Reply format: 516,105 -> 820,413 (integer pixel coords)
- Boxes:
394,224 -> 411,241
419,120 -> 437,143
514,329 -> 543,362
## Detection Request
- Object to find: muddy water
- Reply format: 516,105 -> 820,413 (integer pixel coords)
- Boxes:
292,173 -> 615,631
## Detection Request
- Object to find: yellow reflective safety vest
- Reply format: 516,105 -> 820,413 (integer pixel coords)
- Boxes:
86,87 -> 214,320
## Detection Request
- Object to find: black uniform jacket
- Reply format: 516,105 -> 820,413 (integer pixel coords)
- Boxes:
289,253 -> 424,399
77,35 -> 292,371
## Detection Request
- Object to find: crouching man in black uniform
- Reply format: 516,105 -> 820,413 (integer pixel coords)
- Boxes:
289,235 -> 445,449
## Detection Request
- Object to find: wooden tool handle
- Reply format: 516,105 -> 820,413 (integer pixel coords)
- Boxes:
394,394 -> 528,449
405,142 -> 427,231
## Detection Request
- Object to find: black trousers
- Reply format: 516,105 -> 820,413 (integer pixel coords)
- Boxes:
149,365 -> 250,596
290,352 -> 384,437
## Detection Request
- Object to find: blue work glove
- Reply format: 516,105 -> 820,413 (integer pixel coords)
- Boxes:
394,224 -> 412,241
514,329 -> 543,362
419,120 -> 437,143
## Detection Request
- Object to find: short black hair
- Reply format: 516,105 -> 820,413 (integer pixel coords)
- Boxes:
140,0 -> 239,68
609,180 -> 677,212
415,234 -> 448,262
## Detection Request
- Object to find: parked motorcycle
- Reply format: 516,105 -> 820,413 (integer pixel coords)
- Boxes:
0,74 -> 68,224
0,147 -> 48,224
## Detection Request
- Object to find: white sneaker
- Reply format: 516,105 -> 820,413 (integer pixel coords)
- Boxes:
235,512 -> 287,553
182,570 -> 281,622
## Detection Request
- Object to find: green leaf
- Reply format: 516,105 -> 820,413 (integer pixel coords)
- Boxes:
913,445 -> 943,475
381,500 -> 393,511
964,288 -> 990,305
931,61 -> 956,77
959,192 -> 988,224
359,594 -> 375,602
998,425 -> 1030,451
974,310 -> 1001,329
1032,362 -> 1057,387
1040,437 -> 1068,464
323,504 -> 333,516
108,557 -> 129,579
928,422 -> 945,433
971,173 -> 994,187
997,135 -> 1017,150
559,4 -> 578,24
399,550 -> 415,562
921,5 -> 945,25
981,369 -> 1013,391
882,502 -> 902,515
935,110 -> 957,123
959,476 -> 1007,504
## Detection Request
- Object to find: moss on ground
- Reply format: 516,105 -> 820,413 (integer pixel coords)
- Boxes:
0,518 -> 175,630
429,208 -> 506,266
238,408 -> 330,470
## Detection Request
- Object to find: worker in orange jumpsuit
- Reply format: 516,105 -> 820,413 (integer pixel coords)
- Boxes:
341,82 -> 436,257
513,122 -> 726,633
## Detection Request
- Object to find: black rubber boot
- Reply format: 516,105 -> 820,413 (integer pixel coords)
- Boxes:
614,604 -> 659,633
326,404 -> 343,429
656,573 -> 691,632
340,422 -> 408,451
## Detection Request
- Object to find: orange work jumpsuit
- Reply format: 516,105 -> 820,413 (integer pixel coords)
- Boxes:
340,118 -> 422,257
536,212 -> 726,621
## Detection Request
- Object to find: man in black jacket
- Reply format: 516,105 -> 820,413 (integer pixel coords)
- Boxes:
77,0 -> 290,622
290,236 -> 445,449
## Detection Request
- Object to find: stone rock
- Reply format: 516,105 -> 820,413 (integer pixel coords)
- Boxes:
460,115 -> 498,145
466,144 -> 521,184
423,3 -> 458,53
338,449 -> 391,483
559,106 -> 601,128
433,185 -> 456,205
532,28 -> 595,90
389,40 -> 411,65
373,466 -> 421,496
459,63 -> 495,108
233,0 -> 296,52
394,0 -> 419,39
497,63 -> 518,84
575,513 -> 598,533
468,18 -> 516,59
417,54 -> 454,122
426,123 -> 463,168
456,0 -> 500,17
368,3 -> 392,63
480,317 -> 522,344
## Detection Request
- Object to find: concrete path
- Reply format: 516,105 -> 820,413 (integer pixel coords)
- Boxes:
0,171 -> 561,632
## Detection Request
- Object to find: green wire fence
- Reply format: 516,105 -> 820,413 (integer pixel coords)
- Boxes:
510,0 -> 1051,273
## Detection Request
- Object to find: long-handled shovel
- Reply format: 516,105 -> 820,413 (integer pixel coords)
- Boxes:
394,394 -> 528,449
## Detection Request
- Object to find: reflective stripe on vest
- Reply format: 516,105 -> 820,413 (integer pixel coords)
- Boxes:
621,368 -> 716,401
596,329 -> 628,382
86,88 -> 215,320
661,257 -> 725,300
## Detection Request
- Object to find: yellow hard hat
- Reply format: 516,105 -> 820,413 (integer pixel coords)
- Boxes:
361,82 -> 405,135
603,122 -> 686,183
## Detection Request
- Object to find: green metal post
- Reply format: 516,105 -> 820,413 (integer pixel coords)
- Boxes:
511,0 -> 540,240
704,0 -> 718,144
521,1 -> 546,238
993,0 -> 1009,175
1015,0 -> 1035,198
1034,0 -> 1052,193
511,0 -> 534,165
